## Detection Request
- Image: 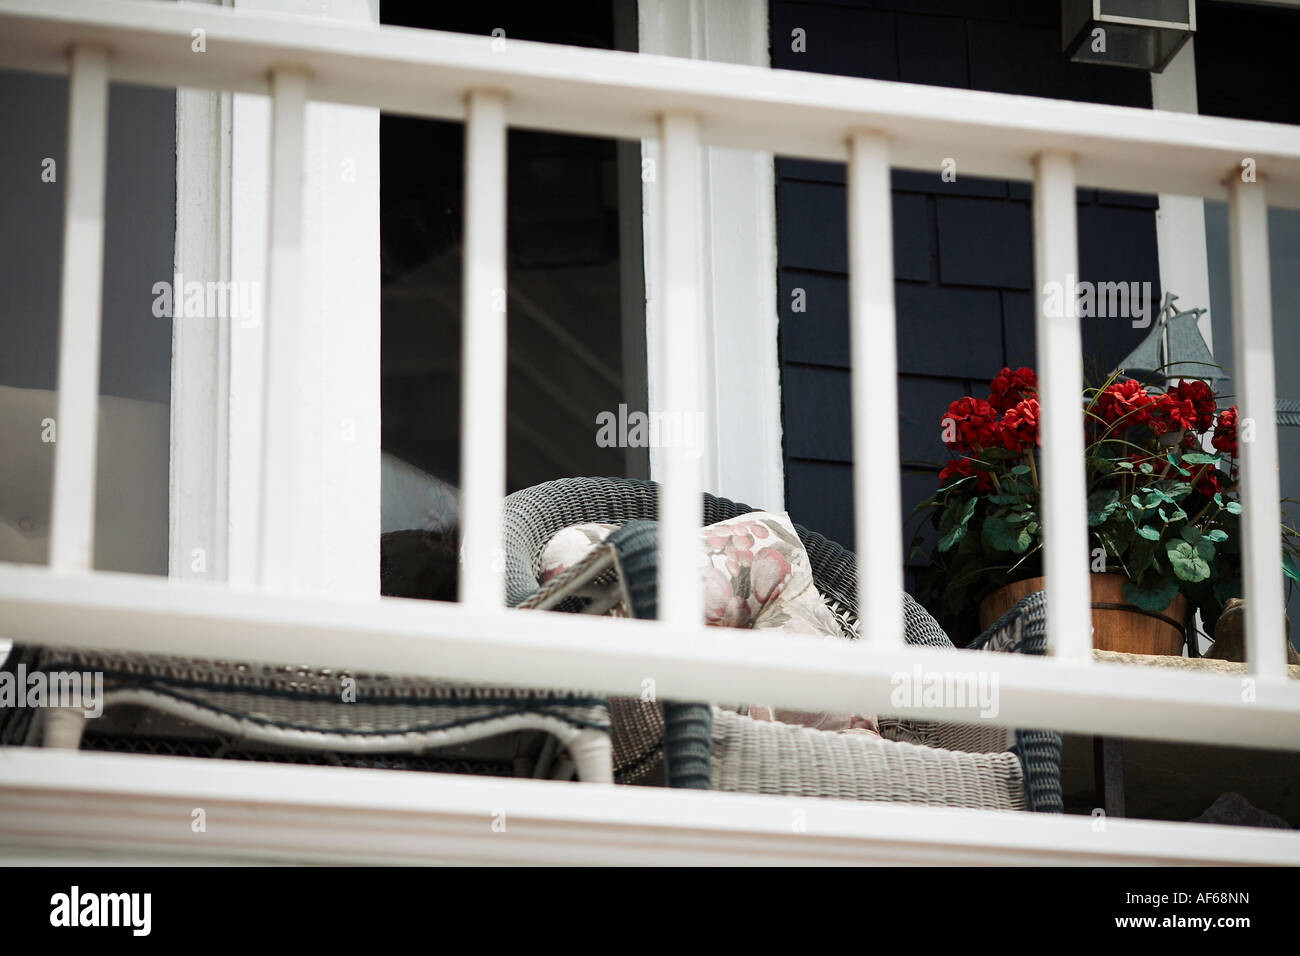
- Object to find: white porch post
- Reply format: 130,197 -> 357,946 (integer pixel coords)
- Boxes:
848,131 -> 903,645
457,89 -> 508,609
1227,175 -> 1288,681
657,111 -> 706,628
49,46 -> 109,572
1034,151 -> 1093,663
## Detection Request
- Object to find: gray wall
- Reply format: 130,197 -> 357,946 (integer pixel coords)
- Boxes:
0,69 -> 175,573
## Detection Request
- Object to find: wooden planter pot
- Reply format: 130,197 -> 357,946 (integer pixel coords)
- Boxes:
977,573 -> 1189,656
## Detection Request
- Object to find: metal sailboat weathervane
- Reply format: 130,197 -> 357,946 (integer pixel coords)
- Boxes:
1113,292 -> 1219,387
1117,292 -> 1300,427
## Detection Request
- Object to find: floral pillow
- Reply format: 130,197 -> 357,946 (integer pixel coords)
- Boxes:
539,522 -> 619,585
698,513 -> 839,636
538,511 -> 878,737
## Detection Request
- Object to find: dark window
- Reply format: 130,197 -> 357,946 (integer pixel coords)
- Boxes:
379,1 -> 646,547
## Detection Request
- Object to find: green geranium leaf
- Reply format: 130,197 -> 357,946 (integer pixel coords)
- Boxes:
937,524 -> 965,552
1011,464 -> 1032,476
1166,540 -> 1212,582
1087,489 -> 1120,527
1123,574 -> 1180,612
1128,534 -> 1160,578
1284,551 -> 1300,585
986,494 -> 1021,505
1115,461 -> 1135,470
982,515 -> 1031,554
1225,501 -> 1243,515
940,496 -> 977,534
1182,452 -> 1221,465
1213,493 -> 1225,507
1136,525 -> 1161,541
1204,529 -> 1228,543
1139,462 -> 1154,475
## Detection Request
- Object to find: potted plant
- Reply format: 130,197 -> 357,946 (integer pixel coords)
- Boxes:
912,365 -> 1300,652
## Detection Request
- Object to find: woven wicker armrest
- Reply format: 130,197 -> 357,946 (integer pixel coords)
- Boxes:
970,589 -> 1062,812
879,590 -> 1062,812
710,706 -> 1027,810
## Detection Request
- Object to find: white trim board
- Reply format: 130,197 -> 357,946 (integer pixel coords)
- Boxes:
1,748 -> 1296,865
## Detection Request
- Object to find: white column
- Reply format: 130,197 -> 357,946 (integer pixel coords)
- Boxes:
225,0 -> 381,597
1227,176 -> 1287,681
657,112 -> 705,629
49,46 -> 109,572
1033,151 -> 1092,662
458,90 -> 508,609
639,0 -> 784,510
1150,39 -> 1214,348
847,131 -> 903,645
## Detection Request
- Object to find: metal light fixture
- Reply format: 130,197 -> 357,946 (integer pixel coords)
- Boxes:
1062,0 -> 1195,73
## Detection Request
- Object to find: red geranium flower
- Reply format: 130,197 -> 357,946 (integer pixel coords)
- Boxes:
1212,406 -> 1239,458
989,367 -> 1037,413
1165,379 -> 1217,432
941,396 -> 999,452
1152,393 -> 1200,435
1095,379 -> 1156,428
1195,467 -> 1224,498
998,397 -> 1041,451
939,458 -> 993,493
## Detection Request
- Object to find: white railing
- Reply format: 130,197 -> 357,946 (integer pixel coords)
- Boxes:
1,0 -> 1299,864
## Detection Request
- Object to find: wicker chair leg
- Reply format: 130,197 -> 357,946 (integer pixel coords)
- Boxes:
663,701 -> 712,789
566,728 -> 614,783
42,707 -> 86,750
607,521 -> 714,789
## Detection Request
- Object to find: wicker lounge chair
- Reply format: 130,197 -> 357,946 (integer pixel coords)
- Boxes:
504,476 -> 1062,812
0,531 -> 615,781
0,642 -> 614,781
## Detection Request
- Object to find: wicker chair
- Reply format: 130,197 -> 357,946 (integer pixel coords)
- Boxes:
0,528 -> 616,781
0,640 -> 614,781
504,476 -> 1062,812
